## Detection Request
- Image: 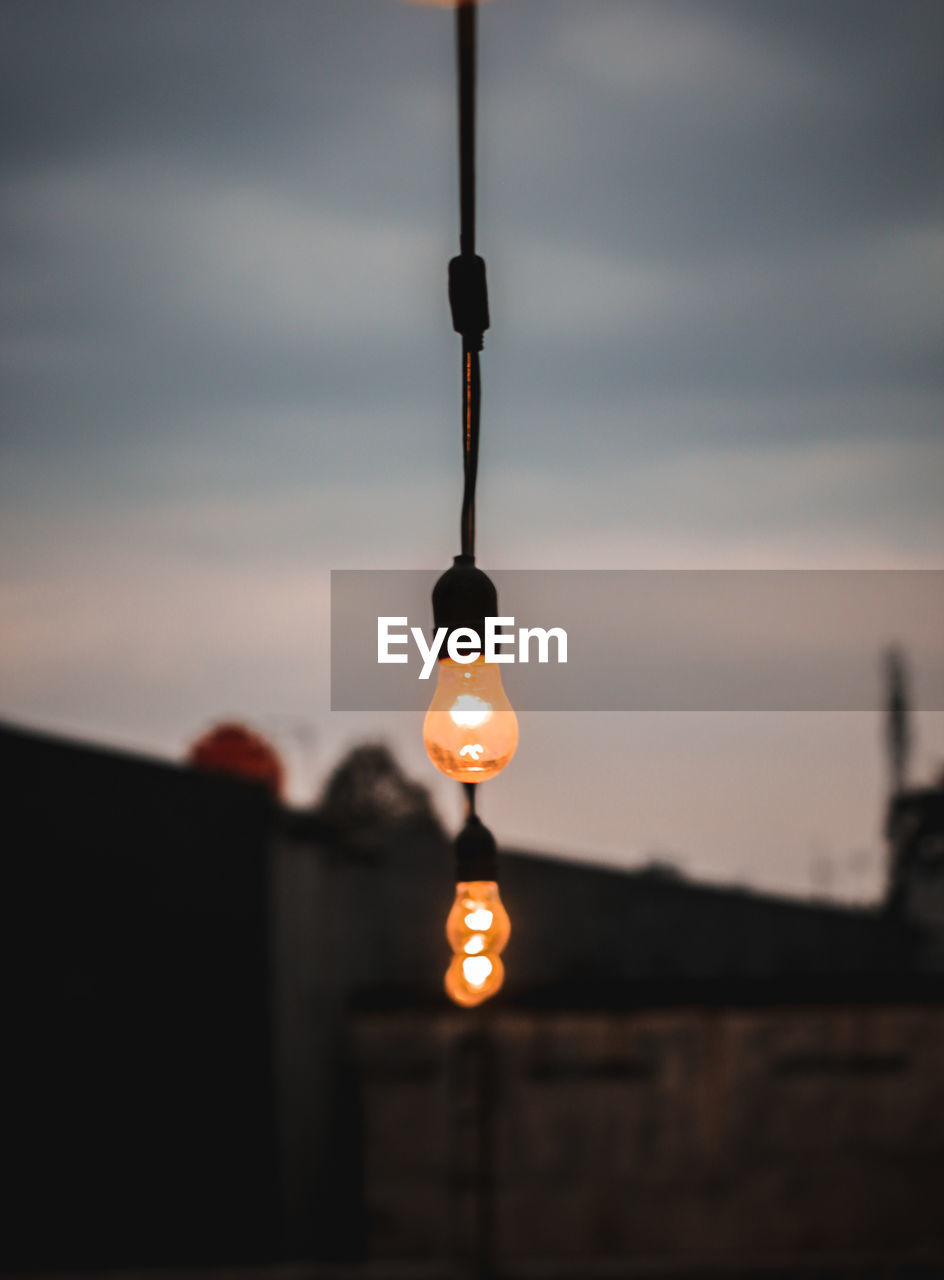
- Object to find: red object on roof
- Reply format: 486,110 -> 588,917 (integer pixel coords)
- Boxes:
187,722 -> 284,799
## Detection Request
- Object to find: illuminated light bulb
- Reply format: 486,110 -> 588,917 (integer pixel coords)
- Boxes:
423,655 -> 518,783
444,879 -> 510,1007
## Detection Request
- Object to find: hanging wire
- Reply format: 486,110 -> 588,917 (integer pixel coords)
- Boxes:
457,1 -> 477,259
463,779 -> 478,818
449,0 -> 489,560
460,349 -> 481,557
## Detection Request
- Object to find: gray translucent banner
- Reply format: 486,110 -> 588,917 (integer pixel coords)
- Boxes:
330,570 -> 944,711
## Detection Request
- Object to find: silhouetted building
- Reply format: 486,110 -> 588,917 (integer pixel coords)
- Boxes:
3,720 -> 944,1277
887,772 -> 944,970
3,724 -> 279,1269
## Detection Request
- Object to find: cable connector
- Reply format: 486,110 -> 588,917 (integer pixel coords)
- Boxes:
449,254 -> 490,350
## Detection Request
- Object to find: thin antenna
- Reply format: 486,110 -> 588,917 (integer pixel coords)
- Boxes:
885,646 -> 911,795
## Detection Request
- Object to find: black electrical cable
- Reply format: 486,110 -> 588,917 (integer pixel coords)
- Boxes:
457,1 -> 477,259
463,779 -> 477,818
449,1 -> 489,560
460,348 -> 480,557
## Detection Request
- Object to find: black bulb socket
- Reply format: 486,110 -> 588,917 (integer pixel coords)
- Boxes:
432,555 -> 497,647
455,813 -> 499,883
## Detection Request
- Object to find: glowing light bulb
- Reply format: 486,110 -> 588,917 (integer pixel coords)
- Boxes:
444,879 -> 510,1007
424,655 -> 518,783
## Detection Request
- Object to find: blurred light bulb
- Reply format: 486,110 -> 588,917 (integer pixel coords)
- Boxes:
423,655 -> 518,783
444,879 -> 510,1007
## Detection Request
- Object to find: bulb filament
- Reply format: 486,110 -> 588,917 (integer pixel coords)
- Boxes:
444,880 -> 510,1007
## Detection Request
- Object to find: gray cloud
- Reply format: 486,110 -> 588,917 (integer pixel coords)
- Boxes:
1,0 -> 942,894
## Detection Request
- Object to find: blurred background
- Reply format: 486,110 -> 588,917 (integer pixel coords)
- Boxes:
2,0 -> 944,1275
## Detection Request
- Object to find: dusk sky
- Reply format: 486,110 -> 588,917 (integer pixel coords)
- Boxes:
2,0 -> 942,900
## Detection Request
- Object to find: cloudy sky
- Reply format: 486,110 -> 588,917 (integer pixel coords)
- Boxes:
2,0 -> 942,900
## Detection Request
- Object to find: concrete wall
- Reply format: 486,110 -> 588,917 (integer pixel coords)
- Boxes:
354,1006 -> 944,1274
269,824 -> 452,1260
